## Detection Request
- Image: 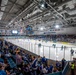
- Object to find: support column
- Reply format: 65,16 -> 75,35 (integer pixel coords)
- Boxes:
49,47 -> 50,59
43,46 -> 44,57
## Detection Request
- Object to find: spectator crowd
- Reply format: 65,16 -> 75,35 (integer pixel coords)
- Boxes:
0,39 -> 67,75
30,35 -> 76,43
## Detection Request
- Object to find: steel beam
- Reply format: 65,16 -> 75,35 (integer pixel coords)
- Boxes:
0,0 -> 2,6
0,10 -> 16,15
4,0 -> 18,20
0,0 -> 2,10
8,0 -> 22,7
9,1 -> 38,24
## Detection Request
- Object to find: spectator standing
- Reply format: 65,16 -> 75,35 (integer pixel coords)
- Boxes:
62,58 -> 66,70
56,61 -> 61,71
49,64 -> 53,73
42,56 -> 47,66
31,56 -> 38,75
71,62 -> 75,75
15,52 -> 23,68
38,56 -> 41,65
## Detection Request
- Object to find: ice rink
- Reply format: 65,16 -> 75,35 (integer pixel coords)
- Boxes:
6,38 -> 76,61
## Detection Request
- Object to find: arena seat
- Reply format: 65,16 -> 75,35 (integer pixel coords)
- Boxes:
0,58 -> 4,63
7,58 -> 17,68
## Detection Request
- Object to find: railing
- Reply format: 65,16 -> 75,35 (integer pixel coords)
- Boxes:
46,71 -> 62,75
62,62 -> 69,75
46,62 -> 69,75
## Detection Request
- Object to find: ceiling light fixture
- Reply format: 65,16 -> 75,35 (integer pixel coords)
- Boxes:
38,0 -> 48,10
55,25 -> 60,29
40,27 -> 44,30
41,4 -> 45,8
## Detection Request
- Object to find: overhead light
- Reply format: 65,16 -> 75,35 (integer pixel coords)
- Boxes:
39,26 -> 45,31
12,30 -> 18,34
41,4 -> 45,8
40,27 -> 44,30
55,25 -> 60,29
39,0 -> 48,10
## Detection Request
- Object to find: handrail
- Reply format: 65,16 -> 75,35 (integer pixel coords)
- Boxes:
46,71 -> 62,75
62,62 -> 69,75
46,62 -> 69,75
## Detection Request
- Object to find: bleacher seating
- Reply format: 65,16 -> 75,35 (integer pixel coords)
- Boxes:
0,58 -> 4,63
7,58 -> 16,68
